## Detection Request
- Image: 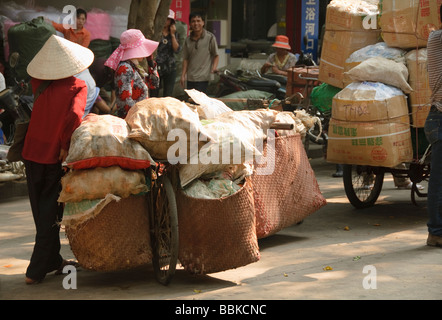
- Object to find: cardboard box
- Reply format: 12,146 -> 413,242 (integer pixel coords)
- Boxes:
325,0 -> 380,31
380,0 -> 442,49
332,86 -> 409,122
327,118 -> 413,167
319,30 -> 380,88
406,49 -> 431,128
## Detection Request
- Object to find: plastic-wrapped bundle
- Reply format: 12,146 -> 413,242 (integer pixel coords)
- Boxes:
344,56 -> 413,93
327,82 -> 413,167
343,42 -> 406,86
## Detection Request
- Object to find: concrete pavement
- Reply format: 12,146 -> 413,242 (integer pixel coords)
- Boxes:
1,150 -> 441,301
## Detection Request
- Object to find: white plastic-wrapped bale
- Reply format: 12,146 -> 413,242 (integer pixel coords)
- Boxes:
327,82 -> 413,167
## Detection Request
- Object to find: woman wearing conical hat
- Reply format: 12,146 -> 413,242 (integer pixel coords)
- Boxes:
23,35 -> 94,284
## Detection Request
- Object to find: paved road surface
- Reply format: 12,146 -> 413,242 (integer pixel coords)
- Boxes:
1,155 -> 441,301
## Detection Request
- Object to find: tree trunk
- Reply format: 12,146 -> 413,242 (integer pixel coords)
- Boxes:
127,0 -> 173,42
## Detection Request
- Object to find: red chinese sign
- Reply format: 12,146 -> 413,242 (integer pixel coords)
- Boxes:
170,0 -> 190,26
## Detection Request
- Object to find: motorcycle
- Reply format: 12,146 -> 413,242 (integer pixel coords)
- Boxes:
216,68 -> 286,100
0,53 -> 32,182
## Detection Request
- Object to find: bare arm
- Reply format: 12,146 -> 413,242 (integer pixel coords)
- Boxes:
170,25 -> 180,53
181,59 -> 188,88
212,55 -> 219,74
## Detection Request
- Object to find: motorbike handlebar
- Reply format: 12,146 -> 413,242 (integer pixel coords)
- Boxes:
298,74 -> 319,81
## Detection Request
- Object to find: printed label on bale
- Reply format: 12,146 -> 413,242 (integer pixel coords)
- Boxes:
371,147 -> 388,163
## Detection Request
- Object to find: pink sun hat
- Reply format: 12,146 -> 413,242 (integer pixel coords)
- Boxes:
105,29 -> 159,70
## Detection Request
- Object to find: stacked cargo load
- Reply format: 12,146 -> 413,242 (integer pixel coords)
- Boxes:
327,82 -> 413,167
379,0 -> 442,49
406,49 -> 432,128
318,0 -> 381,89
379,0 -> 441,128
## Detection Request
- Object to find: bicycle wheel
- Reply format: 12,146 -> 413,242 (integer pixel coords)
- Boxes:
343,164 -> 384,209
150,174 -> 179,285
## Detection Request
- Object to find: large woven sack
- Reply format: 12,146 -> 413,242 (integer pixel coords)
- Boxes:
126,97 -> 213,160
66,114 -> 154,170
251,134 -> 327,239
65,195 -> 152,272
178,109 -> 278,187
176,177 -> 260,274
58,166 -> 148,203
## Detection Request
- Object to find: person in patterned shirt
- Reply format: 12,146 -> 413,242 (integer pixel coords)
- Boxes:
261,35 -> 297,77
105,29 -> 159,118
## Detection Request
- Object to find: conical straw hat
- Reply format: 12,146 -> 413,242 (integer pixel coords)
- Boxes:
27,35 -> 94,80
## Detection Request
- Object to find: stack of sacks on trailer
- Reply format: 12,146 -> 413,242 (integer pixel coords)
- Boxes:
318,0 -> 381,89
379,0 -> 439,128
59,114 -> 154,227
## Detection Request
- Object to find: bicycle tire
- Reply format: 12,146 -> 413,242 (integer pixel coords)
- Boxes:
150,174 -> 179,285
343,164 -> 384,209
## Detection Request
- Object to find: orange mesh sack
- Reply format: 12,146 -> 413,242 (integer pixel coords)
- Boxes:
65,195 -> 152,272
252,134 -> 327,238
176,177 -> 260,274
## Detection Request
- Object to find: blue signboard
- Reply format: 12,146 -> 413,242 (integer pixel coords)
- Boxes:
301,0 -> 319,63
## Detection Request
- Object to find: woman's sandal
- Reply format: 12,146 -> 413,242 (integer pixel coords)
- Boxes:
25,277 -> 43,285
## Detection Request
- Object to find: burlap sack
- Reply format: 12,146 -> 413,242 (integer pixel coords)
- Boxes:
126,97 -> 213,160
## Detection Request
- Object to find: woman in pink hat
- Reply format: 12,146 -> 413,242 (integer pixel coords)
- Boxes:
105,29 -> 159,118
261,35 -> 298,77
